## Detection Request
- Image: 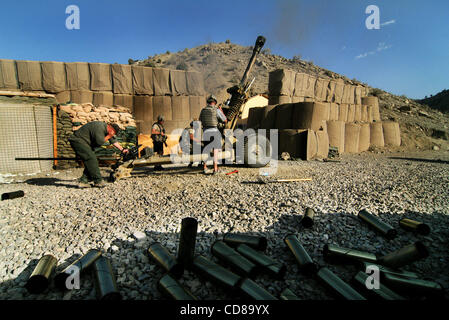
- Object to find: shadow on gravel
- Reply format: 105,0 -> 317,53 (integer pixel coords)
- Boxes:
24,178 -> 80,189
388,157 -> 449,165
0,210 -> 448,300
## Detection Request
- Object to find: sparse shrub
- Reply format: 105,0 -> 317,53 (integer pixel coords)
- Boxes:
176,61 -> 189,71
128,58 -> 134,65
371,88 -> 383,97
145,61 -> 156,67
166,50 -> 171,54
225,39 -> 231,44
292,55 -> 302,61
262,48 -> 271,55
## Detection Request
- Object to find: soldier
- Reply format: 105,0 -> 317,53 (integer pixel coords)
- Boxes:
151,115 -> 167,171
199,95 -> 227,174
69,121 -> 129,188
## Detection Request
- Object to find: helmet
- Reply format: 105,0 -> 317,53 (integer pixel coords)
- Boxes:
206,95 -> 217,104
157,115 -> 165,122
109,123 -> 122,135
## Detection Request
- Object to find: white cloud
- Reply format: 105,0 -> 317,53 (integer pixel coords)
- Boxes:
381,19 -> 396,26
355,42 -> 392,59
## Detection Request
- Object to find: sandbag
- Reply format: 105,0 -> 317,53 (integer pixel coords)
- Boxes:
354,105 -> 362,122
132,66 -> 154,95
153,68 -> 171,96
315,130 -> 329,159
383,121 -> 401,146
339,104 -> 349,122
347,104 -> 355,122
269,69 -> 295,96
65,62 -> 90,91
275,103 -> 293,129
16,60 -> 43,91
349,85 -> 355,104
362,96 -> 381,121
314,78 -> 329,102
304,74 -> 316,98
269,95 -> 291,105
361,105 -> 368,122
55,91 -> 71,104
170,70 -> 188,96
0,59 -> 18,89
367,105 -> 374,123
358,123 -> 370,152
41,61 -> 67,93
355,86 -> 363,105
171,96 -> 190,121
89,63 -> 112,91
260,105 -> 277,129
113,94 -> 133,111
153,96 -> 172,121
291,102 -> 329,132
370,122 -> 384,147
342,84 -> 352,104
189,96 -> 206,120
186,71 -> 205,96
345,123 -> 360,153
133,95 -> 153,122
292,96 -> 305,103
334,79 -> 344,104
293,72 -> 306,97
70,91 -> 93,104
329,103 -> 339,121
247,107 -> 265,129
111,64 -> 132,94
327,120 -> 345,154
327,80 -> 336,102
93,91 -> 113,106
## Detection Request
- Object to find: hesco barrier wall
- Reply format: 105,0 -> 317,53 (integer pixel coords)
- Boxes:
0,103 -> 53,173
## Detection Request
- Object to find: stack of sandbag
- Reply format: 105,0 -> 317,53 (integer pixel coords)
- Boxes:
59,103 -> 136,130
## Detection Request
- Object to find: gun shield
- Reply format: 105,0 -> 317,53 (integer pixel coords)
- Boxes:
1,190 -> 25,201
211,241 -> 258,277
236,244 -> 286,279
238,278 -> 278,300
358,209 -> 397,240
383,273 -> 445,298
316,267 -> 366,300
280,288 -> 300,300
323,244 -> 378,265
177,217 -> 198,268
301,208 -> 315,228
54,249 -> 103,290
25,254 -> 58,294
158,274 -> 198,300
92,256 -> 121,300
378,241 -> 429,269
223,233 -> 267,251
148,243 -> 184,278
399,218 -> 431,235
352,271 -> 405,300
284,234 -> 318,275
361,261 -> 419,279
191,255 -> 241,289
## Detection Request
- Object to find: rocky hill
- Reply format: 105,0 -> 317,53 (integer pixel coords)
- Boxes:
419,89 -> 449,113
131,41 -> 449,152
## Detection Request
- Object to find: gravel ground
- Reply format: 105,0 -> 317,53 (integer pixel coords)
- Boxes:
1,151 -> 448,300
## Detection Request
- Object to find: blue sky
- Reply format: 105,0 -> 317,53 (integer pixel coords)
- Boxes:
0,0 -> 447,99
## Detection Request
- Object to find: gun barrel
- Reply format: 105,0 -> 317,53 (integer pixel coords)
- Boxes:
240,36 -> 266,86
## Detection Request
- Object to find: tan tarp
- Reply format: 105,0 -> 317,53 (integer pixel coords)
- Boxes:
170,70 -> 188,96
189,96 -> 206,119
355,86 -> 363,105
292,96 -> 305,103
16,60 -> 43,91
93,91 -> 114,106
349,85 -> 355,104
334,79 -> 344,104
41,61 -> 67,93
269,69 -> 295,96
171,96 -> 190,121
293,73 -> 306,97
269,95 -> 291,105
347,104 -> 355,122
316,130 -> 329,159
66,62 -> 90,91
291,102 -> 328,132
260,105 -> 277,129
367,105 -> 374,123
329,103 -> 339,121
361,105 -> 368,122
186,71 -> 205,96
247,107 -> 265,129
339,104 -> 349,122
55,91 -> 71,104
153,96 -> 172,121
0,59 -> 18,89
132,66 -> 154,95
314,78 -> 329,102
358,123 -> 370,152
71,90 -> 93,104
111,64 -> 132,94
345,123 -> 360,153
275,103 -> 293,129
89,63 -> 112,91
362,96 -> 381,121
304,74 -> 316,98
113,94 -> 133,111
342,84 -> 351,104
327,120 -> 345,154
354,105 -> 362,122
383,121 -> 401,146
370,122 -> 384,147
133,95 -> 153,122
327,80 -> 337,102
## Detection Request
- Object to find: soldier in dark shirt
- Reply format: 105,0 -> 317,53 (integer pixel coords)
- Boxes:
69,121 -> 128,188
